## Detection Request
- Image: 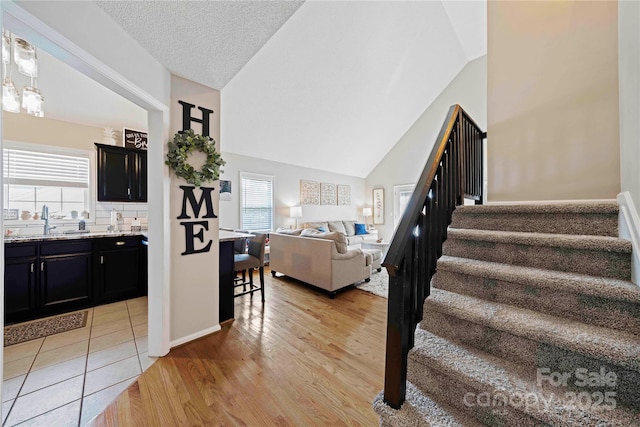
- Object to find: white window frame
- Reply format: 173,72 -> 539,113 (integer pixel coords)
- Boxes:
394,183 -> 416,229
3,140 -> 96,226
239,171 -> 274,233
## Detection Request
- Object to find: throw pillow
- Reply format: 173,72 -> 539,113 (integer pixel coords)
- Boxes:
305,221 -> 330,232
343,220 -> 356,236
355,223 -> 368,235
318,226 -> 327,232
328,221 -> 346,234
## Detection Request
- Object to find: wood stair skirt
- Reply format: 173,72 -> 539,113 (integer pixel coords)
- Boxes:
374,202 -> 640,426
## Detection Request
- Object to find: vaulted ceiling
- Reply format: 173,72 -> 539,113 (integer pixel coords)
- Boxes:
37,1 -> 487,178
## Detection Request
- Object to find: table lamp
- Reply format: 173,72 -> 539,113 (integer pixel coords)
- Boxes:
363,207 -> 372,229
290,206 -> 302,229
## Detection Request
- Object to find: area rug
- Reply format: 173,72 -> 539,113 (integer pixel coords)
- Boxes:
4,310 -> 89,347
356,269 -> 389,298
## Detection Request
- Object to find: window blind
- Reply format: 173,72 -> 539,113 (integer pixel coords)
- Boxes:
3,148 -> 89,188
240,172 -> 274,232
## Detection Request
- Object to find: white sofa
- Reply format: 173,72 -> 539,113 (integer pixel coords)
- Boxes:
269,230 -> 372,297
303,220 -> 375,249
302,220 -> 383,271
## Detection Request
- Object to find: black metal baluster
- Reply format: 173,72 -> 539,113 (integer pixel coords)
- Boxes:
382,105 -> 485,409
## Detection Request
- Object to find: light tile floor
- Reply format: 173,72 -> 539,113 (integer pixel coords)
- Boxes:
2,297 -> 155,426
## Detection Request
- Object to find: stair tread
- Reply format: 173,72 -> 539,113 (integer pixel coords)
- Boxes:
436,255 -> 640,303
373,381 -> 484,427
426,288 -> 640,372
410,328 -> 640,426
446,228 -> 632,253
454,201 -> 619,215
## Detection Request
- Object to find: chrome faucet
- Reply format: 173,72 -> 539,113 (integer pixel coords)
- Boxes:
42,205 -> 56,235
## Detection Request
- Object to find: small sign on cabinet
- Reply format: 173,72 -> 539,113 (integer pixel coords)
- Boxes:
123,128 -> 148,150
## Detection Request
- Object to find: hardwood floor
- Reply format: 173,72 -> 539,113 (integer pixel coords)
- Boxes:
88,268 -> 387,426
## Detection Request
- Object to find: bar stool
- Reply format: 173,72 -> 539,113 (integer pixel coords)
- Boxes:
233,229 -> 249,283
233,233 -> 267,301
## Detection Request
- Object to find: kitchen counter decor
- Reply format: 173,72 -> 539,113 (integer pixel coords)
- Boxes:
165,129 -> 225,186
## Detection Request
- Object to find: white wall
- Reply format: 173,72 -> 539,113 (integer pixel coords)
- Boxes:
219,152 -> 366,230
366,56 -> 487,241
619,0 -> 640,215
221,1 -> 469,178
169,75 -> 221,345
487,1 -> 620,202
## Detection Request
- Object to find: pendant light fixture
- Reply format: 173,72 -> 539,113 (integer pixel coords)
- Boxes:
16,37 -> 43,117
2,80 -> 20,113
1,31 -> 44,117
2,30 -> 9,64
2,30 -> 20,113
13,37 -> 37,78
22,85 -> 44,117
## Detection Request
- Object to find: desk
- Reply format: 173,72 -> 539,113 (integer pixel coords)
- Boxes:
219,230 -> 254,322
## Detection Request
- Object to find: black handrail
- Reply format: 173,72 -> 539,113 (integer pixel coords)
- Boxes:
382,105 -> 485,408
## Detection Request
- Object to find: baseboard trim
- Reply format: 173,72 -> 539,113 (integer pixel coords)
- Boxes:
170,325 -> 222,348
617,191 -> 640,285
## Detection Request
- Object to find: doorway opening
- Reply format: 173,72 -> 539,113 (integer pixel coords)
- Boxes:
393,184 -> 416,229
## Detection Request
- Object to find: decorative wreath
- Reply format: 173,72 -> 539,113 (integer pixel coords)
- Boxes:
165,129 -> 225,186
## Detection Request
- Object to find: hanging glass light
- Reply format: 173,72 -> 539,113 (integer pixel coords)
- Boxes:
2,30 -> 20,113
14,37 -> 37,78
22,85 -> 43,117
19,41 -> 44,117
2,30 -> 10,65
2,79 -> 20,113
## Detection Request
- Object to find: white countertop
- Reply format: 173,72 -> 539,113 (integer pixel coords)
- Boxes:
4,230 -> 147,244
219,230 -> 254,242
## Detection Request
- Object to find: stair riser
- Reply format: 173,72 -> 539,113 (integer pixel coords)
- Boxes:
373,387 -> 485,427
432,270 -> 640,334
407,359 -> 547,427
420,310 -> 640,411
443,239 -> 631,280
450,212 -> 618,237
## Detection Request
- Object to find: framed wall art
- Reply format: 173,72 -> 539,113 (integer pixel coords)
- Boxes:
300,180 -> 320,205
220,180 -> 232,201
337,184 -> 351,206
321,182 -> 337,205
373,188 -> 384,225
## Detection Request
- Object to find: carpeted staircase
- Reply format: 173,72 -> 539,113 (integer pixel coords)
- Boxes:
374,202 -> 640,426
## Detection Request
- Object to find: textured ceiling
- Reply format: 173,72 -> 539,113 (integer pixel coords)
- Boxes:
95,0 -> 304,90
222,1 -> 484,177
26,1 -> 485,179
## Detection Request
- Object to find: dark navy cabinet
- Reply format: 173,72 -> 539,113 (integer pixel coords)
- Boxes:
96,144 -> 147,202
95,236 -> 142,303
5,235 -> 146,324
39,240 -> 93,314
4,243 -> 37,322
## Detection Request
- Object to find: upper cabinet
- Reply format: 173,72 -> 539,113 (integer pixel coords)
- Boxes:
96,143 -> 147,202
